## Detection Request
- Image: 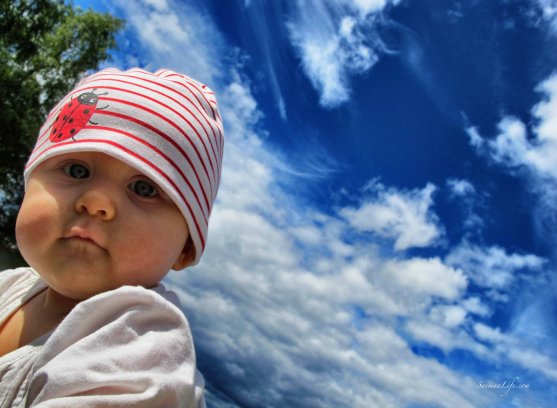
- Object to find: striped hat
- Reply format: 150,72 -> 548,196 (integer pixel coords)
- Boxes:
24,68 -> 224,265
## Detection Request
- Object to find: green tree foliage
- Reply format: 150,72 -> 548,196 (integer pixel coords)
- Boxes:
0,0 -> 123,256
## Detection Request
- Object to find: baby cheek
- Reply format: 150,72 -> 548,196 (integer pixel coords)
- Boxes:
132,234 -> 179,269
16,192 -> 60,251
127,226 -> 185,271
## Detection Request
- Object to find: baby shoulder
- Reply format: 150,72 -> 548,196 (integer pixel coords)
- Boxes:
45,285 -> 194,360
26,286 -> 201,407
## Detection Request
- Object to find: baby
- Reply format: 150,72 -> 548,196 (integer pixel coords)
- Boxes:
0,68 -> 223,407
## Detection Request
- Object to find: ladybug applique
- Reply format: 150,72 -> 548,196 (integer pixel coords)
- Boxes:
49,89 -> 108,143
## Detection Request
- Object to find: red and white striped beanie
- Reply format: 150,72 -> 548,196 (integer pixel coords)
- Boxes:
24,68 -> 224,265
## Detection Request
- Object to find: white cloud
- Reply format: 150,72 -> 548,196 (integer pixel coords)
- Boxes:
488,117 -> 532,170
404,319 -> 484,354
461,296 -> 491,317
286,0 -> 397,107
474,322 -> 507,343
110,0 -> 224,86
429,304 -> 468,328
470,74 -> 557,182
143,0 -> 168,11
352,0 -> 391,15
474,322 -> 557,380
468,74 -> 557,244
466,125 -> 484,148
446,178 -> 484,231
401,292 -> 557,381
381,257 -> 467,301
117,1 -> 188,52
341,182 -> 443,251
401,298 -> 557,382
447,178 -> 476,197
446,242 -> 546,293
533,0 -> 557,32
288,19 -> 352,106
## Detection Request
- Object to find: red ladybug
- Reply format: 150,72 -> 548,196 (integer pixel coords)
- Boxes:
49,90 -> 108,143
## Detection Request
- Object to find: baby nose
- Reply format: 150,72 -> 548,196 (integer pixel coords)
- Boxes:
75,189 -> 116,221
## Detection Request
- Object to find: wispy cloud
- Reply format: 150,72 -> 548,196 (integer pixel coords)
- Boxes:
109,0 -> 225,86
239,1 -> 290,120
341,181 -> 443,251
446,241 -> 546,298
286,0 -> 399,108
447,178 -> 476,198
446,179 -> 485,231
474,322 -> 557,380
533,0 -> 557,32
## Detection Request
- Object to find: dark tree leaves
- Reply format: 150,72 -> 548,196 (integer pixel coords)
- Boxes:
0,0 -> 123,255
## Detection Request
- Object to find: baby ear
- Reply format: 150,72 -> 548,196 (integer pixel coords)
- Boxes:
172,237 -> 196,270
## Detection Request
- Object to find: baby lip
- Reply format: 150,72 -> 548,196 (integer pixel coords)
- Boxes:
64,228 -> 105,249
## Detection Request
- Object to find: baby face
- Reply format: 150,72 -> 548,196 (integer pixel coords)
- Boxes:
16,152 -> 191,300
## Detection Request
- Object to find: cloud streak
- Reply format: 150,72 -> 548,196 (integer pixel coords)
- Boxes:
286,0 -> 398,108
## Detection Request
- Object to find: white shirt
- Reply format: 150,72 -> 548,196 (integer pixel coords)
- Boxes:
0,268 -> 205,407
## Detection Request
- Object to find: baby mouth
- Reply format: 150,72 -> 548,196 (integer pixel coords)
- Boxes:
64,229 -> 105,250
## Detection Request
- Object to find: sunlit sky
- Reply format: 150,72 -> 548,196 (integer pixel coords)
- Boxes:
74,1 -> 557,406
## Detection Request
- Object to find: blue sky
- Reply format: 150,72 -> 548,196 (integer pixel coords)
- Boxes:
75,1 -> 556,406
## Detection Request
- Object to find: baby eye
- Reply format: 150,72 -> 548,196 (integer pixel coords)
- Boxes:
64,163 -> 90,179
129,180 -> 158,197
